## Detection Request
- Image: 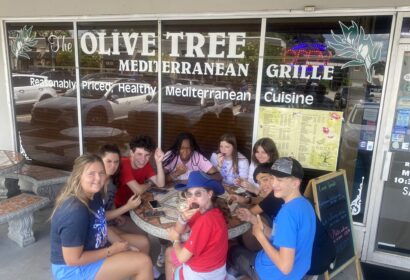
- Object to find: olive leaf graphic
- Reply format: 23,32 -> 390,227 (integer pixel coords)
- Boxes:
329,21 -> 382,83
11,25 -> 38,60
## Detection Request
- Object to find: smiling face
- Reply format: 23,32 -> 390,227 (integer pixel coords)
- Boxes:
185,187 -> 213,212
219,140 -> 234,158
179,139 -> 193,162
255,145 -> 270,164
256,172 -> 273,194
81,162 -> 106,198
130,147 -> 151,169
102,152 -> 120,177
271,176 -> 300,202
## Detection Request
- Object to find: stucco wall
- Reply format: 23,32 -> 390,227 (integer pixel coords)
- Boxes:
0,0 -> 409,17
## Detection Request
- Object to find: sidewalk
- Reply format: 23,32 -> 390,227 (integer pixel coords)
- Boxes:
0,205 -> 360,280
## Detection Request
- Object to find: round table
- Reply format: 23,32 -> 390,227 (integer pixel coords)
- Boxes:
60,126 -> 123,139
129,187 -> 251,241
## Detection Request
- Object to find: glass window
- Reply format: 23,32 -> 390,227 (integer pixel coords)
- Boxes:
160,19 -> 261,159
76,21 -> 158,154
6,23 -> 78,170
376,50 -> 410,256
401,18 -> 410,38
259,16 -> 392,222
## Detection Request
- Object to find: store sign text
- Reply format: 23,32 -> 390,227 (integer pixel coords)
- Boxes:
80,32 -> 245,58
265,64 -> 334,80
79,31 -> 248,77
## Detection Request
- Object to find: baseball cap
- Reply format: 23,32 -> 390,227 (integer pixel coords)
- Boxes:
269,157 -> 304,179
175,171 -> 225,195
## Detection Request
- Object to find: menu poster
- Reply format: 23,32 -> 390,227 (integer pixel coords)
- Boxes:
258,107 -> 343,171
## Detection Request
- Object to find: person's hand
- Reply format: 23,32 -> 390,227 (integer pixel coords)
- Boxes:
126,194 -> 141,210
238,180 -> 258,195
175,163 -> 188,177
235,207 -> 256,224
154,148 -> 165,163
109,240 -> 129,255
167,227 -> 180,241
180,207 -> 198,221
258,187 -> 270,198
227,193 -> 247,204
217,153 -> 225,169
252,214 -> 265,239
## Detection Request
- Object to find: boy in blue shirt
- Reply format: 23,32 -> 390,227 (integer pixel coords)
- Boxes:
229,157 -> 316,280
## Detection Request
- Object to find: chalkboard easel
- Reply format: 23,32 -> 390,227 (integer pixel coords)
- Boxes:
304,169 -> 362,280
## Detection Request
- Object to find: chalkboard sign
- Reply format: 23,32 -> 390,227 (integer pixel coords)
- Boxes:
305,170 -> 361,279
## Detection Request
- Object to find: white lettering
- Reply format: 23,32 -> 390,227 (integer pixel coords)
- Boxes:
208,33 -> 225,58
141,33 -> 156,56
81,32 -> 97,54
227,32 -> 245,58
186,33 -> 205,58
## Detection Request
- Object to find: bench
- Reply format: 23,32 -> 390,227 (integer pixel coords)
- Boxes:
0,193 -> 50,247
35,140 -> 78,156
0,164 -> 70,201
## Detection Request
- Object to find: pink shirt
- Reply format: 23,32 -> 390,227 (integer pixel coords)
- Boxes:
164,151 -> 213,180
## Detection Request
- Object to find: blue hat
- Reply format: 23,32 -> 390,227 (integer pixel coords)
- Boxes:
175,171 -> 224,195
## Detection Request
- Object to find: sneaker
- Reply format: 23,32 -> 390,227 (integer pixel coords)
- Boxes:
156,250 -> 165,267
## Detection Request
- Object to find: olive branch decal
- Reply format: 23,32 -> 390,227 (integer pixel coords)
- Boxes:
11,25 -> 38,60
329,21 -> 382,83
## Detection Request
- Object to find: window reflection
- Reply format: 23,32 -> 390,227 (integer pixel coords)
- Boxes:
7,23 -> 77,170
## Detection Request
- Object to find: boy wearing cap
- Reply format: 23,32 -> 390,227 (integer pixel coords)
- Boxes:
165,171 -> 229,280
230,157 -> 316,280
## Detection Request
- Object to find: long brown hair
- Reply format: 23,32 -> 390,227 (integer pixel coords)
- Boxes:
218,133 -> 239,174
51,154 -> 105,218
251,137 -> 279,164
97,144 -> 121,193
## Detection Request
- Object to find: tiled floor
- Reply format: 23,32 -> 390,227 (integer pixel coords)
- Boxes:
0,205 -> 361,280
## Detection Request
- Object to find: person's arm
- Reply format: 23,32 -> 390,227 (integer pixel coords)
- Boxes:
167,227 -> 193,263
237,156 -> 250,181
126,180 -> 150,195
62,241 -> 129,266
238,179 -> 259,195
175,208 -> 198,234
253,215 -> 295,275
166,163 -> 188,183
172,240 -> 194,263
106,194 -> 141,221
150,148 -> 165,187
206,166 -> 223,181
249,203 -> 264,215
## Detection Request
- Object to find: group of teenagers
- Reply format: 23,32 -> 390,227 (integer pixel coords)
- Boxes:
50,132 -> 335,280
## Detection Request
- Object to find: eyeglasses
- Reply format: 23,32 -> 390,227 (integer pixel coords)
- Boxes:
184,190 -> 207,198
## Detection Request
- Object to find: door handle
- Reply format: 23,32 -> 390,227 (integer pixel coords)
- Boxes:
381,151 -> 392,181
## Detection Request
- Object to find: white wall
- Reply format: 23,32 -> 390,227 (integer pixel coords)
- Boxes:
0,0 -> 409,150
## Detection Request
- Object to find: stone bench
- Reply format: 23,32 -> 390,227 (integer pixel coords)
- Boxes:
0,193 -> 50,247
0,164 -> 70,201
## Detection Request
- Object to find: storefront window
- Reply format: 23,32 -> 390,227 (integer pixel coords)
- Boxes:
259,16 -> 392,222
6,23 -> 78,170
76,21 -> 158,154
159,19 -> 260,158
